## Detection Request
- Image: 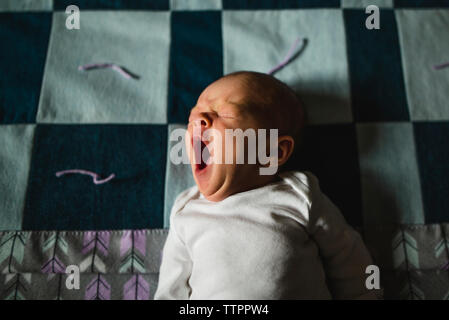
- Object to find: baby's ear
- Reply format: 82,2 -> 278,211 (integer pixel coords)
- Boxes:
277,135 -> 295,167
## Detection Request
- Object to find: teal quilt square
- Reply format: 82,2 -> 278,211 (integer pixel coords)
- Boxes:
357,122 -> 424,228
0,0 -> 53,12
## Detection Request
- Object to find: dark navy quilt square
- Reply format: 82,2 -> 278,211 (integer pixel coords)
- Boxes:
23,125 -> 167,230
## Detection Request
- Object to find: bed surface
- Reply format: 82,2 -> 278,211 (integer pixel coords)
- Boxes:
0,0 -> 448,299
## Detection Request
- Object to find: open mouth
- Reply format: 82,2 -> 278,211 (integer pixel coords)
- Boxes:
193,137 -> 211,172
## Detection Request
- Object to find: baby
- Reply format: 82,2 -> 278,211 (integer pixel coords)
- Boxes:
155,71 -> 378,300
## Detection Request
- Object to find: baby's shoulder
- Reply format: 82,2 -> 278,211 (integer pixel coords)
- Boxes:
277,170 -> 322,204
171,185 -> 200,215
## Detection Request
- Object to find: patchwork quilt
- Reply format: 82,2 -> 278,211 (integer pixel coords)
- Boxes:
0,0 -> 448,300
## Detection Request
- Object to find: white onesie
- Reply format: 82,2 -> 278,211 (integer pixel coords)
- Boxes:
155,171 -> 378,300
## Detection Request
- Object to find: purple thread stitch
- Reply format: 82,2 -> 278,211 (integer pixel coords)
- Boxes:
267,37 -> 307,75
56,169 -> 115,185
78,63 -> 140,80
441,261 -> 449,271
434,62 -> 449,70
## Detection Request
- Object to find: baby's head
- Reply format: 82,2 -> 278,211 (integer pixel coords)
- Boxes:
186,71 -> 304,202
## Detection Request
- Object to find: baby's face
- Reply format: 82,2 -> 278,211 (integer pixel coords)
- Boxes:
186,76 -> 276,202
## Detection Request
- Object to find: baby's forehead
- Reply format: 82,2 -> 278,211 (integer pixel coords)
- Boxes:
196,78 -> 254,109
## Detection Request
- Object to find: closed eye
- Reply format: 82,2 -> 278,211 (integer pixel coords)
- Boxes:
218,113 -> 236,119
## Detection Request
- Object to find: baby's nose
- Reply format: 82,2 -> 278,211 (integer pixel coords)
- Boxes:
192,112 -> 212,128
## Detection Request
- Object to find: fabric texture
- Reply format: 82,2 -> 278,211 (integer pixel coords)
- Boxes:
37,11 -> 170,123
0,0 -> 53,12
0,12 -> 51,123
0,125 -> 35,229
0,0 -> 448,300
356,123 -> 424,227
53,0 -> 170,10
1,224 -> 449,299
342,0 -> 393,7
396,9 -> 449,120
223,9 -> 352,125
170,0 -> 222,10
0,229 -> 167,300
23,125 -> 167,230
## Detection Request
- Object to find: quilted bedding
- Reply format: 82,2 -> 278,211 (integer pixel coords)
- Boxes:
0,0 -> 449,299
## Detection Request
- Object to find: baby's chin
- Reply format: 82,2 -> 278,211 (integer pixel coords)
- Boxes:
191,163 -> 231,202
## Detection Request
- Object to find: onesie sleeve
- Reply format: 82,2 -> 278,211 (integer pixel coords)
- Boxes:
154,195 -> 193,300
305,175 -> 382,300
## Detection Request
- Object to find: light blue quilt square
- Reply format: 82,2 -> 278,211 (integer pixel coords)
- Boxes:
223,9 -> 352,125
396,10 -> 449,120
37,11 -> 170,124
0,125 -> 35,230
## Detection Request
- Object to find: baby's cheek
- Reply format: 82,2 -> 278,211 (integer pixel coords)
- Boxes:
206,128 -> 225,165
